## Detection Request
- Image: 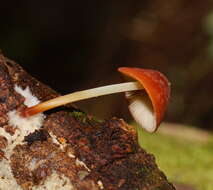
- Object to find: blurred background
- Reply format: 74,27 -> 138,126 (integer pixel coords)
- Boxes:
0,1 -> 213,189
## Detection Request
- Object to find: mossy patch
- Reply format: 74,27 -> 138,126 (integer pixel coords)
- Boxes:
70,111 -> 103,124
70,111 -> 87,122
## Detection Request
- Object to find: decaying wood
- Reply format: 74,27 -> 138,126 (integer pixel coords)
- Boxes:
0,53 -> 175,190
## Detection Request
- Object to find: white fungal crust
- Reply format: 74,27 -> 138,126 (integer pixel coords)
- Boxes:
0,85 -> 45,189
14,85 -> 40,107
8,110 -> 44,140
9,85 -> 44,141
0,85 -> 95,190
4,85 -> 45,157
0,159 -> 22,190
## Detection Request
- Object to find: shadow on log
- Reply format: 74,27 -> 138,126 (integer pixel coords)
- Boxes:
0,53 -> 175,190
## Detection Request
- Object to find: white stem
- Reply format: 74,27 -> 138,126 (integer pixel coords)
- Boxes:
23,81 -> 143,116
41,81 -> 143,108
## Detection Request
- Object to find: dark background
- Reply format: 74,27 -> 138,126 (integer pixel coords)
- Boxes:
0,0 -> 213,130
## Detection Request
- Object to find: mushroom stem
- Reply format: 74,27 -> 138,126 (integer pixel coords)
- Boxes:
21,81 -> 143,117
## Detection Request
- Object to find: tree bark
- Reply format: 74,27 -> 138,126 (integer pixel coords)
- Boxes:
0,53 -> 175,190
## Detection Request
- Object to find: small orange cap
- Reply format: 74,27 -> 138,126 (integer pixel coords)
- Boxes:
118,67 -> 170,130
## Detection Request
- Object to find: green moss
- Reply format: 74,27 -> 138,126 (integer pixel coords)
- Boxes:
135,124 -> 213,190
70,111 -> 103,124
70,111 -> 87,123
90,116 -> 103,123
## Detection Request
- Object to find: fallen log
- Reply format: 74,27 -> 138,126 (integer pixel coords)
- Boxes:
0,53 -> 175,190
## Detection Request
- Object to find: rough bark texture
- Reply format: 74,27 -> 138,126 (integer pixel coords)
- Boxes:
0,53 -> 175,190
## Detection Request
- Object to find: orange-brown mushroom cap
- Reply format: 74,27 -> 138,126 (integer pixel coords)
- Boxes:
118,67 -> 171,132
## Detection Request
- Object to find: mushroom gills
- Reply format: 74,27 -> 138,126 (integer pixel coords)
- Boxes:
126,92 -> 156,133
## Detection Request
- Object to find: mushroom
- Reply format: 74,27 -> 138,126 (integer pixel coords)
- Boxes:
20,67 -> 170,132
118,67 -> 170,132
